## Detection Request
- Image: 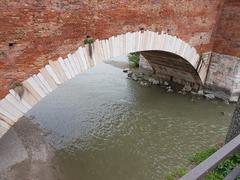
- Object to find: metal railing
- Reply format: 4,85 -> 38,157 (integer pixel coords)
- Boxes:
180,134 -> 240,180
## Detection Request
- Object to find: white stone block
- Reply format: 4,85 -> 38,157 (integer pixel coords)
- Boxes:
149,31 -> 155,50
9,89 -> 32,110
37,73 -> 53,93
0,120 -> 11,130
106,40 -> 111,60
91,44 -> 97,66
167,35 -> 175,53
82,47 -> 91,68
0,126 -> 8,138
130,33 -> 135,53
162,34 -> 169,51
116,35 -> 121,57
178,41 -> 186,58
0,99 -> 23,119
45,65 -> 62,85
77,48 -> 88,70
126,32 -> 131,54
130,32 -> 134,53
67,54 -> 78,75
32,75 -> 49,95
22,80 -> 42,101
5,94 -> 29,113
58,57 -> 71,79
75,49 -> 85,72
151,32 -> 158,50
96,40 -> 104,61
39,68 -> 58,90
0,111 -> 15,126
72,52 -> 82,73
99,41 -> 106,61
109,37 -> 113,58
64,58 -> 75,77
20,88 -> 38,107
174,38 -> 182,54
96,40 -> 104,63
27,77 -> 46,98
110,36 -> 115,58
158,34 -> 164,50
49,60 -> 67,83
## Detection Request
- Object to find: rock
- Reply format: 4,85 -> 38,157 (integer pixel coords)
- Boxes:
132,74 -> 138,81
136,73 -> 144,79
159,79 -> 163,84
123,68 -> 129,73
191,91 -> 198,95
225,100 -> 230,105
198,90 -> 204,96
182,83 -> 192,92
164,81 -> 169,86
148,77 -> 154,83
221,111 -> 225,116
204,89 -> 213,94
148,78 -> 160,85
127,71 -> 133,77
205,93 -> 215,99
166,86 -> 173,92
152,80 -> 160,85
167,88 -> 173,92
140,81 -> 148,86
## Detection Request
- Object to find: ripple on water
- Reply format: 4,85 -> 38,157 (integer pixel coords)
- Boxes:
27,63 -> 235,180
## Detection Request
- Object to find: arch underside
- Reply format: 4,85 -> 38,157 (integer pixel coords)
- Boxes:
0,30 -> 207,139
141,51 -> 203,87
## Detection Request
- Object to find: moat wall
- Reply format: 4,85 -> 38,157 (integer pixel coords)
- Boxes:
0,0 -> 239,100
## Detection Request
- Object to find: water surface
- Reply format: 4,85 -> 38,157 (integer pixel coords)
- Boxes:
27,61 -> 234,180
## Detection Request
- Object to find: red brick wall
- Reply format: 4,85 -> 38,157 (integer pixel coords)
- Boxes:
0,0 -> 226,98
212,0 -> 240,57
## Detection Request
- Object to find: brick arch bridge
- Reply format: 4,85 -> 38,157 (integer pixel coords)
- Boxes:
0,30 -> 205,138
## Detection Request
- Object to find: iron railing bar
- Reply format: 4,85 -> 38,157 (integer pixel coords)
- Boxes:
180,134 -> 240,180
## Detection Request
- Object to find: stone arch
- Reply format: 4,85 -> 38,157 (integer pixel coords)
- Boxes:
0,30 -> 205,138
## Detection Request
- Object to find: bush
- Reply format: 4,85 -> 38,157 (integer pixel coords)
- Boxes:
166,147 -> 240,180
84,37 -> 94,45
189,147 -> 217,165
128,52 -> 140,68
214,153 -> 240,178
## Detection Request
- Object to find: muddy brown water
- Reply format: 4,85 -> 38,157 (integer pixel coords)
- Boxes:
27,60 -> 235,180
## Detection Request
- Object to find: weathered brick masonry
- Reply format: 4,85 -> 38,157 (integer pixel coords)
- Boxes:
205,0 -> 240,100
0,0 -> 239,99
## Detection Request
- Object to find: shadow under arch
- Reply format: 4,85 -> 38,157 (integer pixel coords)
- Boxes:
139,50 -> 203,88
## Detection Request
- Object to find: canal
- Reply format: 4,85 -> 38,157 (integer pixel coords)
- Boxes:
26,57 -> 234,180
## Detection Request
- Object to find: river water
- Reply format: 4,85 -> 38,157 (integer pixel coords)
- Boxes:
27,58 -> 234,180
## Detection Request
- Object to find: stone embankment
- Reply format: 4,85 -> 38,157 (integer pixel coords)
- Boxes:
123,68 -> 231,104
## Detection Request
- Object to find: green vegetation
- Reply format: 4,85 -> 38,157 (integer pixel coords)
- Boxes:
8,81 -> 23,89
189,147 -> 217,165
166,147 -> 240,180
166,167 -> 187,180
83,37 -> 94,45
128,52 -> 140,68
